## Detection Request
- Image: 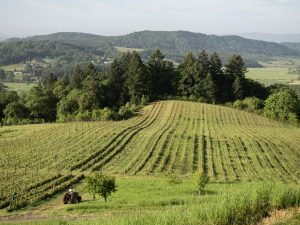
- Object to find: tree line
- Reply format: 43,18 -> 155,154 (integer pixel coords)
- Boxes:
0,50 -> 299,125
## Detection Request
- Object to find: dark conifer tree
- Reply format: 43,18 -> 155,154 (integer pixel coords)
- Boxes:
108,59 -> 123,106
70,65 -> 86,89
147,50 -> 175,99
232,76 -> 245,99
193,50 -> 210,98
203,72 -> 217,103
178,52 -> 197,97
118,53 -> 131,105
224,54 -> 247,80
126,52 -> 148,104
209,52 -> 226,102
224,54 -> 248,100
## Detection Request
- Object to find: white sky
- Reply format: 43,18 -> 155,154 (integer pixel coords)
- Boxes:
0,0 -> 299,37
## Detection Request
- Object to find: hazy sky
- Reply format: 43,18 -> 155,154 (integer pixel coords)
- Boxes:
0,0 -> 299,37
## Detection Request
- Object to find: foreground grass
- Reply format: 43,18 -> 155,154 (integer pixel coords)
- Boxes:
1,176 -> 299,225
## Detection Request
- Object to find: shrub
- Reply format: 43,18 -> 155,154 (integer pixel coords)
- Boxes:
91,108 -> 115,121
140,95 -> 149,106
167,173 -> 182,185
233,99 -> 246,110
264,90 -> 300,122
242,97 -> 264,112
76,111 -> 92,121
195,172 -> 210,194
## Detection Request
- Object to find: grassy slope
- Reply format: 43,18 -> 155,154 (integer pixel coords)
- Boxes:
0,100 -> 299,223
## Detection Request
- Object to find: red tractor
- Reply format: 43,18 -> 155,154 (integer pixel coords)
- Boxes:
63,189 -> 82,204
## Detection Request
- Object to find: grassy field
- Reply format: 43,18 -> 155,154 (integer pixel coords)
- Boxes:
1,64 -> 25,72
246,58 -> 300,86
247,67 -> 299,86
3,83 -> 37,93
0,101 -> 299,223
115,46 -> 145,53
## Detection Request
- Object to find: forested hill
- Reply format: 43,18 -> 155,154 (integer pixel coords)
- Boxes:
282,42 -> 300,52
2,31 -> 300,65
0,40 -> 102,65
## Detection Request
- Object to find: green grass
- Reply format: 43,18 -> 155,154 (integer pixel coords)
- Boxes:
3,82 -> 37,93
247,67 -> 299,86
1,64 -> 25,72
0,177 -> 299,225
115,46 -> 145,53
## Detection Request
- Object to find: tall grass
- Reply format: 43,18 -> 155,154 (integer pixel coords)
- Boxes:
7,182 -> 299,225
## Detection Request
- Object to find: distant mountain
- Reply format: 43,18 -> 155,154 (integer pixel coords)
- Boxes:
238,33 -> 300,43
0,34 -> 11,42
2,31 -> 300,67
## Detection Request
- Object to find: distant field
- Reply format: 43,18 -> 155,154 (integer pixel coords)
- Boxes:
3,82 -> 36,93
247,67 -> 299,86
1,64 -> 25,72
115,46 -> 145,53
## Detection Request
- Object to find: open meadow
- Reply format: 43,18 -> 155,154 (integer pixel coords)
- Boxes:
0,100 -> 299,224
246,59 -> 300,86
3,83 -> 37,93
247,67 -> 299,86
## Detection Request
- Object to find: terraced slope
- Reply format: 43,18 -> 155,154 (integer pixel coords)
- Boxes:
0,101 -> 299,210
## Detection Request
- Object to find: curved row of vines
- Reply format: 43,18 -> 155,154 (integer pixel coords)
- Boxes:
0,100 -> 299,211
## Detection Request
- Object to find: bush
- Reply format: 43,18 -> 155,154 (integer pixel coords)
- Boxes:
233,99 -> 246,110
118,102 -> 140,119
167,173 -> 182,185
195,172 -> 210,194
264,90 -> 300,122
91,108 -> 115,121
140,95 -> 149,106
233,97 -> 264,112
242,97 -> 264,112
76,111 -> 92,121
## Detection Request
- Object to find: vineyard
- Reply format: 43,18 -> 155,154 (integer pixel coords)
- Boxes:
0,100 -> 299,211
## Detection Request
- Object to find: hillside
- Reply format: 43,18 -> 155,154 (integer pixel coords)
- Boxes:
0,40 -> 102,66
2,31 -> 300,66
238,33 -> 300,43
0,101 -> 299,211
282,42 -> 300,52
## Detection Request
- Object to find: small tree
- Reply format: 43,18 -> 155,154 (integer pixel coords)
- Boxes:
195,172 -> 210,194
85,173 -> 117,202
84,176 -> 98,200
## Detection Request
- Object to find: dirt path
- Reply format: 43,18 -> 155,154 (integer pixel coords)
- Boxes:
258,207 -> 300,225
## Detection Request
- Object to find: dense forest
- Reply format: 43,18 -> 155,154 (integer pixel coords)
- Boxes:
0,50 -> 299,126
282,42 -> 300,52
0,40 -> 102,65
